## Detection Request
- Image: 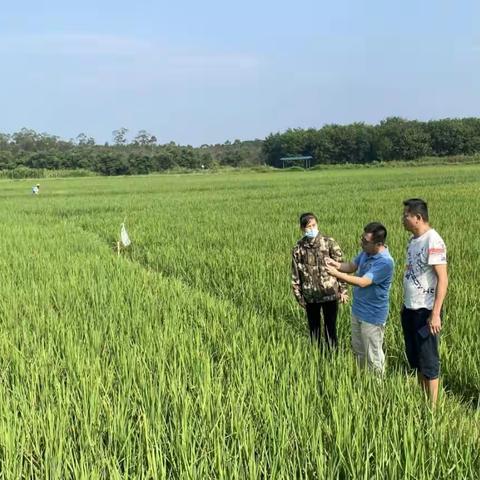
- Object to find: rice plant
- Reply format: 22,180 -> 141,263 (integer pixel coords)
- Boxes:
0,165 -> 478,478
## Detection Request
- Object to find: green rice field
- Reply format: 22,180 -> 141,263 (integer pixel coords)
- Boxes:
0,165 -> 479,478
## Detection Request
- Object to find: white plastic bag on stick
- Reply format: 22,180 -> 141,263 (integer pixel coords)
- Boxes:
120,223 -> 131,247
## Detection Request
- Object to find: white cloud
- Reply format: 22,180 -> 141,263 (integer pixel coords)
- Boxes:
170,54 -> 259,70
0,32 -> 261,93
0,33 -> 260,70
0,33 -> 153,56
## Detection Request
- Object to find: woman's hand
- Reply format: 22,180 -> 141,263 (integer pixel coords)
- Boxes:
339,292 -> 349,304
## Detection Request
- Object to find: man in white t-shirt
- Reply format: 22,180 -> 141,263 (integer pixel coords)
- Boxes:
401,198 -> 448,406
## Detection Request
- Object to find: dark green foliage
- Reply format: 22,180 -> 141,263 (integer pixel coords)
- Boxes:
263,117 -> 480,166
0,130 -> 263,176
373,117 -> 431,160
2,118 -> 480,176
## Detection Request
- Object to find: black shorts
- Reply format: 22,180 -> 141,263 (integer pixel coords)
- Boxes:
400,307 -> 440,380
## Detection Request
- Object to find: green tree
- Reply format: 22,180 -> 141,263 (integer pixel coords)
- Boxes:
373,117 -> 431,160
112,128 -> 129,146
132,130 -> 157,147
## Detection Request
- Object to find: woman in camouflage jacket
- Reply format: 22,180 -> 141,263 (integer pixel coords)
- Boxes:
292,212 -> 348,348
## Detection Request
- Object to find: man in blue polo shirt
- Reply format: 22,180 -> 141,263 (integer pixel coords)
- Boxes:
325,222 -> 394,374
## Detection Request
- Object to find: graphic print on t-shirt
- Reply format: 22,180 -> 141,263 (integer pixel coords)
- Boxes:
405,246 -> 435,295
403,229 -> 447,310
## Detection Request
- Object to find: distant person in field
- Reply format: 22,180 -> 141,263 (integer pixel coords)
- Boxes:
401,198 -> 448,406
325,223 -> 394,375
291,212 -> 348,349
32,184 -> 40,195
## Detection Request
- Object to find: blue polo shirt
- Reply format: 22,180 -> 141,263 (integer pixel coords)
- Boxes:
352,249 -> 394,325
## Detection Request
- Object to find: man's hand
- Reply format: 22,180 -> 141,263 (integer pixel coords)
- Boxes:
325,263 -> 339,277
429,312 -> 442,335
339,292 -> 349,304
325,257 -> 341,269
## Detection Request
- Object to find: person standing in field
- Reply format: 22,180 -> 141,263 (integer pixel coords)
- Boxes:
32,184 -> 40,195
325,222 -> 394,374
401,198 -> 448,406
291,212 -> 348,349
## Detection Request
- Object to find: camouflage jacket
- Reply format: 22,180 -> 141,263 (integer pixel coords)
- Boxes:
291,233 -> 347,305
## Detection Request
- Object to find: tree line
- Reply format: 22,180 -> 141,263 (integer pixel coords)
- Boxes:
1,117 -> 480,176
263,117 -> 480,167
0,128 -> 263,176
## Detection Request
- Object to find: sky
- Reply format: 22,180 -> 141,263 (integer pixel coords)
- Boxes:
1,0 -> 479,145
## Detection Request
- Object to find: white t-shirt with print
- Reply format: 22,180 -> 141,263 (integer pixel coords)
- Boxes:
403,228 -> 447,310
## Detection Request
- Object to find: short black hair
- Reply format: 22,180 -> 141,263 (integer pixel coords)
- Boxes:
364,222 -> 387,244
403,198 -> 429,222
299,212 -> 317,229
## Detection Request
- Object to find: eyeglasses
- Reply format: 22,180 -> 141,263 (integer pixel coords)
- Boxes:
360,236 -> 375,245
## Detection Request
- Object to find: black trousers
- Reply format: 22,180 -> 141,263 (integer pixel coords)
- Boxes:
306,301 -> 338,349
401,307 -> 440,379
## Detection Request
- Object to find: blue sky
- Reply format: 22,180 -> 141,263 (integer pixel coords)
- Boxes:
1,0 -> 479,145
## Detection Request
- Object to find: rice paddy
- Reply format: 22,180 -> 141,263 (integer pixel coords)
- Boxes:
0,164 -> 479,478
